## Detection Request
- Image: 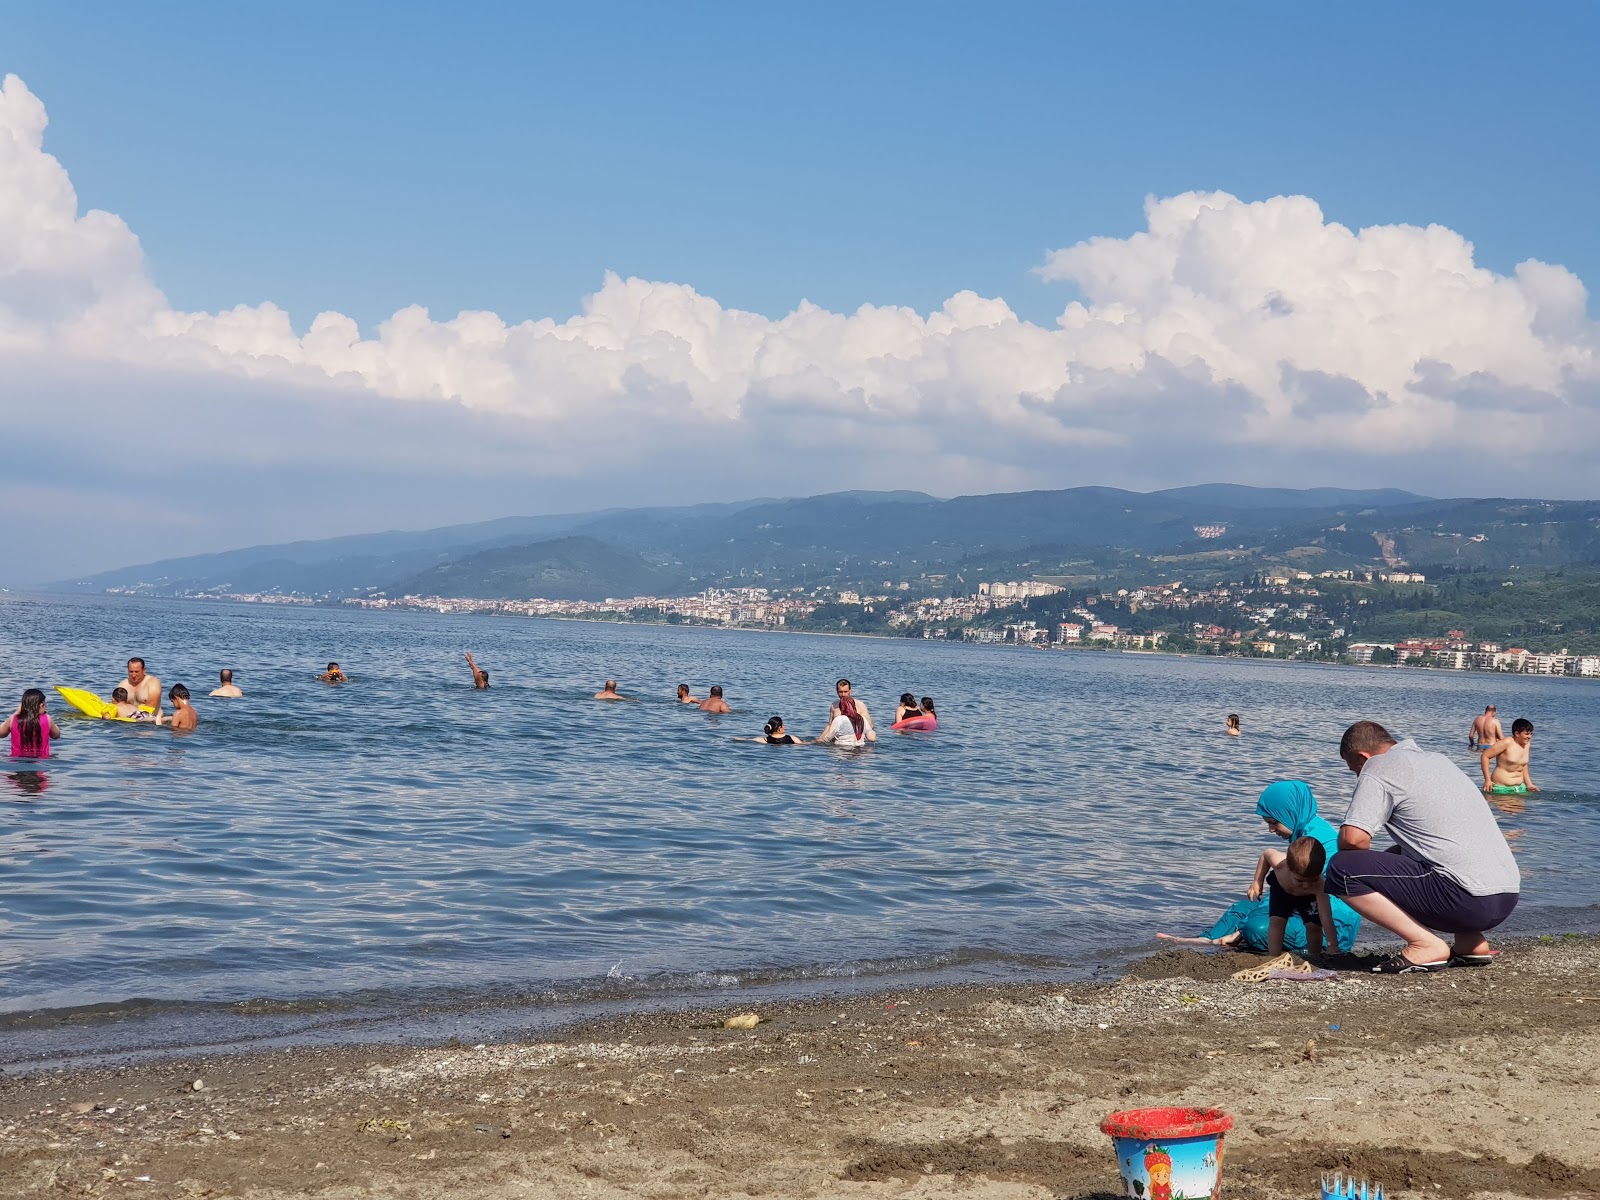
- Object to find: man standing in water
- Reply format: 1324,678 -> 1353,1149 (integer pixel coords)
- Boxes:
210,669 -> 242,698
699,685 -> 731,713
1481,718 -> 1539,795
115,657 -> 163,716
1468,705 -> 1502,750
833,678 -> 876,742
593,680 -> 637,702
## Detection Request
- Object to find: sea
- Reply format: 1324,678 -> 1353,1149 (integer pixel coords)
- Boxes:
2,592 -> 1597,1070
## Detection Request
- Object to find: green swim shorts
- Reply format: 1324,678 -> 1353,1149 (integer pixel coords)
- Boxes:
1489,782 -> 1528,795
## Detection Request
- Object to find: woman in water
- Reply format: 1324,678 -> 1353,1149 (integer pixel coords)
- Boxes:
1156,780 -> 1360,956
2,689 -> 62,759
816,701 -> 868,748
1225,713 -> 1241,737
919,696 -> 936,721
894,693 -> 922,723
739,716 -> 804,745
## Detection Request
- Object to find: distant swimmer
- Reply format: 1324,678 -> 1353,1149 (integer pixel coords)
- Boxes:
106,687 -> 153,721
676,684 -> 700,705
832,678 -> 876,743
319,662 -> 348,684
817,701 -> 868,748
699,685 -> 732,714
738,715 -> 804,745
465,652 -> 489,689
115,657 -> 163,715
1481,718 -> 1538,795
1468,705 -> 1502,751
1226,713 -> 1241,737
157,684 -> 198,731
594,680 -> 637,702
3,689 -> 61,759
210,669 -> 242,698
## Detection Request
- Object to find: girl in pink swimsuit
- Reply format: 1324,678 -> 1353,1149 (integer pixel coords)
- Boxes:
3,689 -> 62,759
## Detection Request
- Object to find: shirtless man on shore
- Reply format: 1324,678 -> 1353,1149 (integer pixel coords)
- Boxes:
1481,718 -> 1539,795
1468,705 -> 1502,751
115,658 -> 163,716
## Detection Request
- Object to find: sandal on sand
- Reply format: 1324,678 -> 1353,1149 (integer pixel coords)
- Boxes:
1449,951 -> 1500,968
1232,952 -> 1310,983
1371,953 -> 1450,975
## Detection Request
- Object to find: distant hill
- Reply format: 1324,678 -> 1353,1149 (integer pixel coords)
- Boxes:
388,536 -> 687,602
52,484 -> 1600,601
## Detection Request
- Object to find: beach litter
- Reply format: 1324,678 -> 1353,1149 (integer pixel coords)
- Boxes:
723,1012 -> 761,1029
1100,1105 -> 1232,1199
1321,1172 -> 1385,1198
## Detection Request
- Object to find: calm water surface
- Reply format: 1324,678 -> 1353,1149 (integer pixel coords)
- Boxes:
2,594 -> 1597,1062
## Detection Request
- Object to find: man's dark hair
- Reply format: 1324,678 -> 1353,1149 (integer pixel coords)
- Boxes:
169,684 -> 190,701
327,662 -> 340,671
836,678 -> 852,689
220,669 -> 232,682
128,657 -> 145,669
710,685 -> 723,697
1512,718 -> 1533,736
1339,720 -> 1397,761
1286,836 -> 1327,879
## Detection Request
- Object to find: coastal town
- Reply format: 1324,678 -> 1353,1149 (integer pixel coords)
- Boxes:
189,564 -> 1600,679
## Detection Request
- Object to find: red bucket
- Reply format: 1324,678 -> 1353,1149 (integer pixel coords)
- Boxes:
1100,1106 -> 1233,1198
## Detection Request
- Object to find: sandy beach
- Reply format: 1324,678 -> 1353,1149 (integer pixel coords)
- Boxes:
4,938 -> 1597,1199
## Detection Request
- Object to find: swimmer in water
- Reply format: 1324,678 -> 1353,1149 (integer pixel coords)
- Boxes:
831,678 -> 876,743
919,696 -> 936,721
465,652 -> 489,689
738,715 -> 805,745
209,669 -> 242,698
1226,713 -> 1241,737
594,680 -> 638,702
894,693 -> 922,724
676,683 -> 700,704
1468,705 -> 1503,751
320,662 -> 348,684
156,684 -> 198,731
104,687 -> 153,721
3,689 -> 62,758
1481,718 -> 1538,795
699,685 -> 732,714
816,701 -> 868,748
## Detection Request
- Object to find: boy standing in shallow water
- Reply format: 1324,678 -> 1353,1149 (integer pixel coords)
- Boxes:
157,684 -> 198,731
1248,836 -> 1341,956
1481,718 -> 1538,795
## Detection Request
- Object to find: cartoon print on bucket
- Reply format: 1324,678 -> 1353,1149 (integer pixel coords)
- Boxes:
1100,1107 -> 1232,1199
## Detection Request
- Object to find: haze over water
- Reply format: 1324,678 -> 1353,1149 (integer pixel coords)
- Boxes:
3,594 -> 1598,1064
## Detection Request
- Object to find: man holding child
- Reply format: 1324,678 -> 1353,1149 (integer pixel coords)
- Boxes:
1324,720 -> 1520,975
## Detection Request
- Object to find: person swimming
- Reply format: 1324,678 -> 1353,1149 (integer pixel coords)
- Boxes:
1226,713 -> 1241,737
894,693 -> 922,723
3,689 -> 61,759
676,683 -> 700,704
320,662 -> 348,684
739,716 -> 803,745
920,696 -> 935,719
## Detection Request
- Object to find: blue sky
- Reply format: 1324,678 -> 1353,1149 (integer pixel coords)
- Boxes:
3,2 -> 1600,580
10,2 -> 1598,330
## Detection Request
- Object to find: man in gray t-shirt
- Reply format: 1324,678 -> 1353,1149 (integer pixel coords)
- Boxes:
1325,720 -> 1520,975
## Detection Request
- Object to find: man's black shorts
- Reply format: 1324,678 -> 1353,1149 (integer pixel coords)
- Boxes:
1325,849 -> 1518,933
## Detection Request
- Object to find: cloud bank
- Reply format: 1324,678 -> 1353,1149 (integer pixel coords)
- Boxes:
2,73 -> 1597,579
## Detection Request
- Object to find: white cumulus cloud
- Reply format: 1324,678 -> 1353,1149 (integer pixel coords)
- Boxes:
2,72 -> 1598,579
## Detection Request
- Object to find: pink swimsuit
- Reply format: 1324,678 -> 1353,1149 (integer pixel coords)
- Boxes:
10,717 -> 51,759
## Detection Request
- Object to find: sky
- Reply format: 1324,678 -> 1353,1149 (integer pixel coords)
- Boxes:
3,2 -> 1599,582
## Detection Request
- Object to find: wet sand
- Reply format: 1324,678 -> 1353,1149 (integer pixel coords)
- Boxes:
3,938 -> 1598,1199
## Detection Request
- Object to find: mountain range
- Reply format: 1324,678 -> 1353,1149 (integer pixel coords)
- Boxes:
53,484 -> 1600,601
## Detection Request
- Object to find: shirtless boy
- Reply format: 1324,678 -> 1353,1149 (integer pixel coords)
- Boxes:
1248,836 -> 1341,957
157,684 -> 198,731
1481,718 -> 1538,795
115,658 -> 163,715
105,687 -> 153,721
210,669 -> 242,698
1468,705 -> 1502,751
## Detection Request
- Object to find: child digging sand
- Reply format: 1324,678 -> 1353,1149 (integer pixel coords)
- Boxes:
1249,835 -> 1341,957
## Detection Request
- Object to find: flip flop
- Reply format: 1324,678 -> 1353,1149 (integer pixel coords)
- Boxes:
1232,952 -> 1308,983
1448,951 -> 1500,968
1371,953 -> 1449,975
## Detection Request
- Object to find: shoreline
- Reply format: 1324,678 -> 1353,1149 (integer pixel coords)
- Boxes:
4,937 -> 1597,1198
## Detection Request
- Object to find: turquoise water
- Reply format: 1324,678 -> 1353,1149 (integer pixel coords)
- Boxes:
2,593 -> 1597,1063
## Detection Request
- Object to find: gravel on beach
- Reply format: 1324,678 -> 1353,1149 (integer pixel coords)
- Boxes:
3,937 -> 1598,1199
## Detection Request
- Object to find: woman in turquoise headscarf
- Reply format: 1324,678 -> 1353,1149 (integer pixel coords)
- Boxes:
1157,780 -> 1361,955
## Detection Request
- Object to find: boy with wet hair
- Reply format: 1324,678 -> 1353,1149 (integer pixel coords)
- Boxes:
1248,835 -> 1341,956
104,687 -> 151,721
158,684 -> 198,731
1480,718 -> 1538,795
